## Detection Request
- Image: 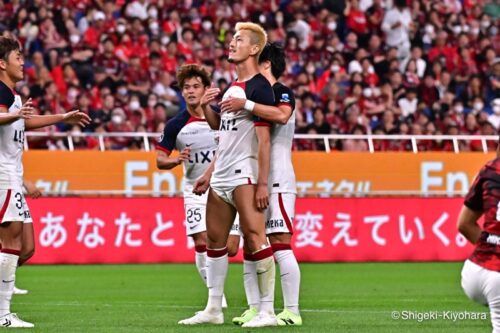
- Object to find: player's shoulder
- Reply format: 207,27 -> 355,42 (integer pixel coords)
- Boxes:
164,109 -> 190,132
0,80 -> 15,103
272,82 -> 293,96
248,73 -> 271,87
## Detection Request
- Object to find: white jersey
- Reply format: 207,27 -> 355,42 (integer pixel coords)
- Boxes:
0,80 -> 24,190
269,82 -> 297,194
211,74 -> 275,184
157,109 -> 217,191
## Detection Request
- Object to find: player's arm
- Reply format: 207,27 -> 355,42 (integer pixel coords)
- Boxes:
156,147 -> 191,170
25,110 -> 91,130
0,94 -> 34,126
457,205 -> 483,244
201,86 -> 221,130
220,97 -> 292,125
255,125 -> 271,210
23,179 -> 42,199
193,157 -> 216,195
458,168 -> 485,244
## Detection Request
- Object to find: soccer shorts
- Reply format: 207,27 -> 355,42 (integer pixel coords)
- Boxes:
184,185 -> 241,237
461,259 -> 500,332
210,177 -> 256,208
0,188 -> 33,224
265,193 -> 295,235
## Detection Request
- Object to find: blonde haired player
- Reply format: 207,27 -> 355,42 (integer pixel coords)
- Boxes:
179,22 -> 277,327
156,64 -> 240,308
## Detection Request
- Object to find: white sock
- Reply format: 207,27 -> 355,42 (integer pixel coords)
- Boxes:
205,247 -> 228,314
0,251 -> 19,317
243,259 -> 260,310
195,247 -> 207,286
254,247 -> 275,315
274,248 -> 301,314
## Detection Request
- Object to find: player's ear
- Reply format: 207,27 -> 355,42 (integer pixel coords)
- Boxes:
250,44 -> 260,57
0,59 -> 6,71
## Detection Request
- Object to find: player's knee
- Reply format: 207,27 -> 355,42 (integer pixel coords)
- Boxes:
227,246 -> 238,257
242,232 -> 266,253
18,248 -> 35,266
191,232 -> 207,248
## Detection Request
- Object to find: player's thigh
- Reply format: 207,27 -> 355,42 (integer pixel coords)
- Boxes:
233,185 -> 265,233
206,188 -> 236,246
481,269 -> 500,333
461,260 -> 488,305
21,222 -> 35,254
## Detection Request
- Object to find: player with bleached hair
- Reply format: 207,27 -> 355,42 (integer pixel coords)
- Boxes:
156,64 -> 241,308
220,42 -> 302,326
0,36 -> 90,328
459,137 -> 500,333
178,22 -> 277,327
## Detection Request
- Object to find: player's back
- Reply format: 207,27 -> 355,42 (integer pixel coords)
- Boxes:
212,74 -> 274,183
465,157 -> 500,271
0,80 -> 24,190
269,82 -> 296,194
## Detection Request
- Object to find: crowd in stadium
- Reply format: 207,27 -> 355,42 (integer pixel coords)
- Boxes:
0,0 -> 499,151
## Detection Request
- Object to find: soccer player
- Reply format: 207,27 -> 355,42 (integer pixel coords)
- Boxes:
459,138 -> 500,333
155,64 -> 240,307
220,42 -> 302,326
178,22 -> 276,327
0,36 -> 90,328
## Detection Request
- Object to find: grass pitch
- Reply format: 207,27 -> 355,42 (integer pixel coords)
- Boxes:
12,262 -> 489,332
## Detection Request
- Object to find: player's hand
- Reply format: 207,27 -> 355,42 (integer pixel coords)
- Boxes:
201,87 -> 220,108
176,147 -> 191,165
24,181 -> 42,199
62,110 -> 91,127
193,173 -> 210,196
16,98 -> 34,119
255,183 -> 269,210
220,97 -> 246,113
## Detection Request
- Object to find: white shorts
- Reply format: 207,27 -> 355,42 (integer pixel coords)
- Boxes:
184,185 -> 240,237
0,189 -> 32,224
265,193 -> 295,235
210,177 -> 255,208
461,259 -> 500,332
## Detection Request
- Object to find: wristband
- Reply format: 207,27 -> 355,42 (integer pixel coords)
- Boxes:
244,100 -> 255,112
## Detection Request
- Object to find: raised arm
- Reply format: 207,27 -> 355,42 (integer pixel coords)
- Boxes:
201,87 -> 221,130
25,110 -> 90,130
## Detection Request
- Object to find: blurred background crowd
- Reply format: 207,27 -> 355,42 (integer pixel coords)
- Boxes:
1,0 -> 499,151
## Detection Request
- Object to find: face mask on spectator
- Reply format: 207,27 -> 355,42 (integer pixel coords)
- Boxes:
129,100 -> 141,110
161,36 -> 170,45
276,13 -> 283,25
495,106 -> 500,114
490,26 -> 498,36
481,20 -> 490,29
150,21 -> 159,33
452,26 -> 461,35
118,87 -> 127,96
306,65 -> 315,75
363,88 -> 372,98
148,99 -> 157,107
70,34 -> 80,44
331,64 -> 340,72
221,22 -> 230,30
259,14 -> 266,24
117,24 -> 126,34
462,25 -> 470,33
202,21 -> 212,31
474,102 -> 484,110
112,115 -> 123,125
454,105 -> 464,113
471,27 -> 480,35
327,21 -> 337,31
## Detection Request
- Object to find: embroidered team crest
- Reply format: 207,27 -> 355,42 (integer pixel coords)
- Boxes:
158,134 -> 164,143
280,93 -> 290,103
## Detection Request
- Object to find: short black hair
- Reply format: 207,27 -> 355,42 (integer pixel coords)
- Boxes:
258,42 -> 286,79
0,37 -> 20,61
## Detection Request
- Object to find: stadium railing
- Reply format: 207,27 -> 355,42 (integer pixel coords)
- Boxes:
25,132 -> 499,153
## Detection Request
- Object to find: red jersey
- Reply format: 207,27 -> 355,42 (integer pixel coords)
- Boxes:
465,158 -> 500,271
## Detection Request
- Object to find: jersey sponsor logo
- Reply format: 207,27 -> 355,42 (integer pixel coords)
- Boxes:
266,219 -> 284,229
220,118 -> 238,131
157,134 -> 164,143
280,93 -> 290,103
188,150 -> 215,164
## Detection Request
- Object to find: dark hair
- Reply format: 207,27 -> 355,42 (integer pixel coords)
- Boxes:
0,37 -> 20,61
259,42 -> 286,79
176,64 -> 211,89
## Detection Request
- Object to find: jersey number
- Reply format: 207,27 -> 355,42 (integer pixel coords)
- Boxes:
14,192 -> 23,210
186,208 -> 202,224
13,130 -> 24,145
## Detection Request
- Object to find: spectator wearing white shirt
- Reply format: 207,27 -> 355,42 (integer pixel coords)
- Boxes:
398,88 -> 418,118
382,0 -> 412,60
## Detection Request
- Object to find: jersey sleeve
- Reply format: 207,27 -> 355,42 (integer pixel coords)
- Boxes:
464,167 -> 485,211
210,104 -> 221,114
251,78 -> 274,127
275,85 -> 296,111
0,84 -> 14,110
157,119 -> 179,155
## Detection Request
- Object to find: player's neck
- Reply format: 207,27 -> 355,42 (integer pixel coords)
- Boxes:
0,75 -> 15,90
186,105 -> 204,119
235,58 -> 259,82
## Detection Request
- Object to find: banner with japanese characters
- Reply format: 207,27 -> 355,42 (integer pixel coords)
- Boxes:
27,197 -> 473,264
23,151 -> 493,195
